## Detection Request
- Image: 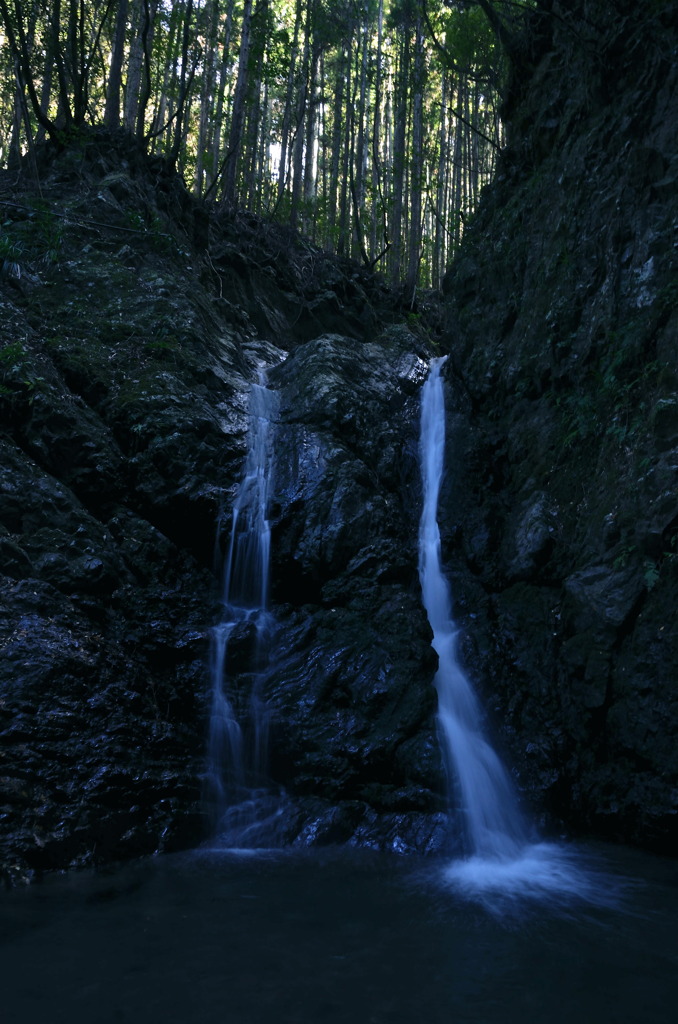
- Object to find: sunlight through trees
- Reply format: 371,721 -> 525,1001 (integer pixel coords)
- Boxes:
0,1 -> 520,290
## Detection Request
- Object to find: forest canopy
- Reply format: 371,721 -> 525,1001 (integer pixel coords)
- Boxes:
0,1 -> 526,291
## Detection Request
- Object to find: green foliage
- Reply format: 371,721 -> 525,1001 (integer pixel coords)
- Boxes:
643,559 -> 660,591
612,543 -> 636,571
0,230 -> 24,262
0,340 -> 25,366
125,210 -> 146,232
0,341 -> 46,405
18,200 -> 63,264
442,1 -> 501,78
611,546 -> 660,591
144,335 -> 180,357
0,0 -> 504,288
556,316 -> 661,451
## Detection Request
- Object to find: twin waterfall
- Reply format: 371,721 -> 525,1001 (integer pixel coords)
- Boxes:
206,356 -> 598,902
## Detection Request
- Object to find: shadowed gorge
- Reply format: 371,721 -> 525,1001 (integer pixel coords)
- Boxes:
1,0 -> 677,888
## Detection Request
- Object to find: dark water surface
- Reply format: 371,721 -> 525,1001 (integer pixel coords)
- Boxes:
2,842 -> 677,1024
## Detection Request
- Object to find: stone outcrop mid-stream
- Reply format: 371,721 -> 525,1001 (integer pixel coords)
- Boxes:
263,333 -> 447,847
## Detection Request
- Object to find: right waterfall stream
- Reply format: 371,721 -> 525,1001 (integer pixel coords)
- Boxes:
418,356 -> 617,905
419,356 -> 529,859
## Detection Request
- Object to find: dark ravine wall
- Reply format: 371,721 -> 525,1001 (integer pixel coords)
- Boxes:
441,1 -> 678,851
0,135 -> 446,885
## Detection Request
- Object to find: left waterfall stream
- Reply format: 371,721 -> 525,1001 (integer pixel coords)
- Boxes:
205,357 -> 286,847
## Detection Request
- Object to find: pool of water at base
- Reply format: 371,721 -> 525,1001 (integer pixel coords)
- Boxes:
1,840 -> 677,1024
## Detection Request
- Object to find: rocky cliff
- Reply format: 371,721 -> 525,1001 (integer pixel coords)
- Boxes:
0,134 -> 446,884
440,0 -> 678,851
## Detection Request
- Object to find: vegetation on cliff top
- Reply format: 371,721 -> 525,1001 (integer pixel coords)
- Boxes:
0,0 -> 514,299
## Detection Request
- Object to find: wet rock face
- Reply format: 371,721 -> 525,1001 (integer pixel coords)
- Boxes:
0,135 -> 446,882
0,294 -> 245,884
0,139 -> 266,883
440,2 -> 678,850
262,333 -> 447,841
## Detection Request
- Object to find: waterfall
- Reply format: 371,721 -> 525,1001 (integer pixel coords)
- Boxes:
419,356 -> 529,859
418,357 -> 608,905
205,372 -> 281,843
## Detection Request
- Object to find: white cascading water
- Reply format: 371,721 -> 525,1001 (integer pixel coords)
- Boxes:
206,373 -> 280,842
419,356 -> 529,859
419,357 -> 615,906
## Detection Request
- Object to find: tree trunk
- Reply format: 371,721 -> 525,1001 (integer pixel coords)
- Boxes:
337,40 -> 352,257
434,66 -> 448,288
135,0 -> 158,139
275,0 -> 302,206
352,18 -> 368,259
253,69 -> 270,212
124,0 -> 143,130
194,0 -> 220,193
302,41 -> 320,233
36,16 -> 56,144
0,0 -> 62,140
8,69 -> 22,167
289,0 -> 311,230
104,0 -> 129,128
147,2 -> 179,152
221,0 -> 253,207
390,24 -> 409,287
452,80 -> 464,249
208,0 -> 235,193
170,0 -> 195,165
369,0 -> 384,260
